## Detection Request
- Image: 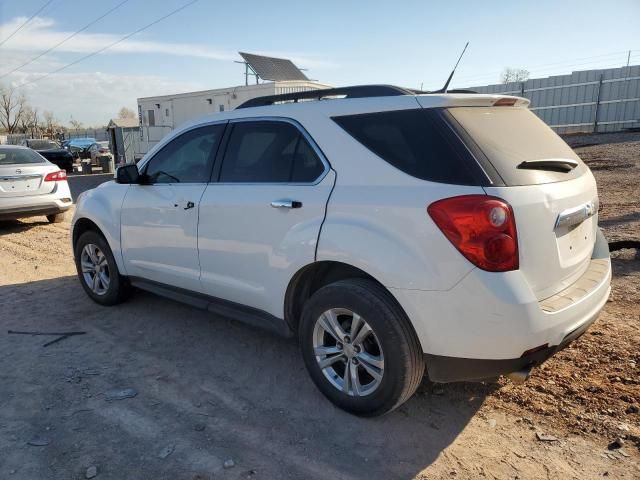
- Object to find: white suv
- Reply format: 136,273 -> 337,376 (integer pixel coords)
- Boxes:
72,86 -> 611,416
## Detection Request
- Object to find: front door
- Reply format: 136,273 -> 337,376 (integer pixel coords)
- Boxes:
121,123 -> 225,291
198,119 -> 334,318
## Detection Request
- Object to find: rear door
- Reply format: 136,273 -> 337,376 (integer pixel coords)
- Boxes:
0,148 -> 57,198
445,105 -> 599,300
120,124 -> 225,291
197,119 -> 334,318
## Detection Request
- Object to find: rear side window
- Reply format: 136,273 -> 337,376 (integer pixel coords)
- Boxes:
332,109 -> 482,185
220,121 -> 325,183
0,148 -> 47,165
447,107 -> 586,185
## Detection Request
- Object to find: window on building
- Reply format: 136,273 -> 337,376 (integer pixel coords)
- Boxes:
147,110 -> 155,127
165,108 -> 170,117
219,105 -> 225,112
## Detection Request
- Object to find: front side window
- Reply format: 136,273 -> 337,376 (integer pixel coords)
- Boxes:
144,125 -> 224,183
219,121 -> 324,183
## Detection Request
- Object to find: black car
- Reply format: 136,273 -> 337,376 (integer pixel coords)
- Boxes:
21,139 -> 74,173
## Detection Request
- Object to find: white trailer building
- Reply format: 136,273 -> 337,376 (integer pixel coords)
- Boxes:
134,53 -> 330,160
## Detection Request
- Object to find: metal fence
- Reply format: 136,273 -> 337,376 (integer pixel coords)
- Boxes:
469,65 -> 640,134
3,128 -> 108,145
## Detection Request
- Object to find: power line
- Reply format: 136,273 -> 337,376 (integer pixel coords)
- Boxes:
0,0 -> 55,48
455,49 -> 639,84
455,56 -> 640,87
14,0 -> 200,89
0,0 -> 130,80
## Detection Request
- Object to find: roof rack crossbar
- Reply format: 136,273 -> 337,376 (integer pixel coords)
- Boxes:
236,84 -> 417,109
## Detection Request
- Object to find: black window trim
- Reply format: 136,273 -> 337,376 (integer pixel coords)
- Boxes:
137,121 -> 228,186
212,116 -> 330,186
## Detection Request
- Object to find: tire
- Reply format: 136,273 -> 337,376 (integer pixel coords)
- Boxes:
74,230 -> 131,306
46,212 -> 66,223
299,278 -> 425,416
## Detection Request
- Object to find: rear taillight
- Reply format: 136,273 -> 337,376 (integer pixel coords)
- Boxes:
44,170 -> 68,182
428,195 -> 518,272
493,97 -> 518,106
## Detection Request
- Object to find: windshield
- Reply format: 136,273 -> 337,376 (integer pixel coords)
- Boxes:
447,107 -> 586,186
0,148 -> 48,165
69,138 -> 96,147
29,140 -> 59,150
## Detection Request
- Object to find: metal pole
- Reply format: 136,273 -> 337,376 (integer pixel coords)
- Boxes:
593,74 -> 603,133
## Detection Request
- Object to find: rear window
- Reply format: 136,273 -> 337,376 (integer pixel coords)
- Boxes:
28,140 -> 59,150
447,107 -> 587,185
0,148 -> 47,165
332,109 -> 486,185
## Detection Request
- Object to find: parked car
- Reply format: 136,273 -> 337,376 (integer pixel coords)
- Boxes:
0,145 -> 72,222
20,139 -> 74,173
87,141 -> 114,166
65,138 -> 97,160
71,85 -> 611,416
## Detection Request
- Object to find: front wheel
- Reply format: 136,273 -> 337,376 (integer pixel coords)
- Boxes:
74,230 -> 130,306
299,278 -> 425,416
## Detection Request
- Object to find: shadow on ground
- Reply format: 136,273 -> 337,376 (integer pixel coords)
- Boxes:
0,275 -> 493,480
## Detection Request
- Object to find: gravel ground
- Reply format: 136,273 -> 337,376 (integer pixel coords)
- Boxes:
0,135 -> 638,479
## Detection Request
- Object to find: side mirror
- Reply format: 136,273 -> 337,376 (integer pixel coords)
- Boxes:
116,164 -> 140,184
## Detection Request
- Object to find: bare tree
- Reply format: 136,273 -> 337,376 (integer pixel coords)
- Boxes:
118,106 -> 136,119
0,84 -> 27,134
43,110 -> 56,135
20,105 -> 33,134
501,68 -> 530,84
30,107 -> 40,137
69,116 -> 83,130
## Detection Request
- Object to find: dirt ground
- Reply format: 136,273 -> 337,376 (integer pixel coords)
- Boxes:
0,135 -> 638,479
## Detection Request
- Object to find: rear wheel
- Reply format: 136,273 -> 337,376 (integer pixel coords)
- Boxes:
74,230 -> 130,305
46,212 -> 66,223
299,278 -> 424,416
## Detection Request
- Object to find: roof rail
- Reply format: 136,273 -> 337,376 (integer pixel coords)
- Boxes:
236,84 -> 416,109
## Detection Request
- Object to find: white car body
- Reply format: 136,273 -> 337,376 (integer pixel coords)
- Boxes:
72,88 -> 611,385
0,145 -> 72,221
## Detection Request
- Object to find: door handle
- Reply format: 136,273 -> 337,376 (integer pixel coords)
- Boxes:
184,201 -> 195,210
271,200 -> 302,209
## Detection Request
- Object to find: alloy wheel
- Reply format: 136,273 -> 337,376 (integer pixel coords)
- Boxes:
80,243 -> 110,295
312,308 -> 384,397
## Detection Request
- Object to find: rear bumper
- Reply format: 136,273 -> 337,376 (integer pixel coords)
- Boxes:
0,184 -> 72,220
424,304 -> 600,382
391,228 -> 611,382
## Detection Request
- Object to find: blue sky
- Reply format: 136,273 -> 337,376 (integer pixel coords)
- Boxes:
1,0 -> 638,125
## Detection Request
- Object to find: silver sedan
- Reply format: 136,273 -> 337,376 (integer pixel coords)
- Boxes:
0,145 -> 73,222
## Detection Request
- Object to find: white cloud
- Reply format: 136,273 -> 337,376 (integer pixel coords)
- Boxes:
8,69 -> 204,126
0,16 -> 237,62
0,16 -> 339,124
0,17 -> 338,68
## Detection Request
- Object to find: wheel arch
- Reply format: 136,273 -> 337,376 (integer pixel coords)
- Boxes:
284,260 -> 423,350
72,217 -> 104,248
72,216 -> 126,274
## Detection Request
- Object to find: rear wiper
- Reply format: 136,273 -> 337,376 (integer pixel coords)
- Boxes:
517,159 -> 578,173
